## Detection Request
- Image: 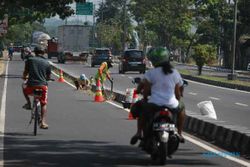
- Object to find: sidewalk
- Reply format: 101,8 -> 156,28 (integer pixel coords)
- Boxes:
0,50 -> 7,75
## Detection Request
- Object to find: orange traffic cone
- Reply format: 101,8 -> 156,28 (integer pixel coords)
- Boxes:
128,89 -> 138,120
58,69 -> 65,82
94,79 -> 105,102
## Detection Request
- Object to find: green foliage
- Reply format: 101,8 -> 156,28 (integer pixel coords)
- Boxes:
0,0 -> 76,24
3,22 -> 46,46
95,23 -> 122,52
192,44 -> 216,75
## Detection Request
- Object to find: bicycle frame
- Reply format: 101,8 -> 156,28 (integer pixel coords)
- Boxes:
31,89 -> 43,136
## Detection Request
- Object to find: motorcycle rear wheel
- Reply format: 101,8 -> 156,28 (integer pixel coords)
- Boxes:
158,141 -> 168,165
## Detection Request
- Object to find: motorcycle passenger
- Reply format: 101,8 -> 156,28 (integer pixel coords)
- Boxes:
95,60 -> 113,90
22,45 -> 51,129
130,47 -> 186,145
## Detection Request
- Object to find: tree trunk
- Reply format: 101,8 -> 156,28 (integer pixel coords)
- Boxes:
198,65 -> 202,75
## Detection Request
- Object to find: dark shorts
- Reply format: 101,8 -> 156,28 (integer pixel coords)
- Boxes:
130,100 -> 185,119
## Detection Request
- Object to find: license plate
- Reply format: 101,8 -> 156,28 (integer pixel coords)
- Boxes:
153,123 -> 175,131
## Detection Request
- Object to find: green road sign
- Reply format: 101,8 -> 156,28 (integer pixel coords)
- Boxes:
76,2 -> 93,15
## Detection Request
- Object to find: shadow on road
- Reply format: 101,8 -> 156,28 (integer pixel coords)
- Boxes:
3,135 -> 217,167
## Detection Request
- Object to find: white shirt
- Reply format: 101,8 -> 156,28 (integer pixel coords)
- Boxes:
144,67 -> 183,108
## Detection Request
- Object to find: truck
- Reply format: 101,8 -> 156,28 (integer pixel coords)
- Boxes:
57,25 -> 90,63
47,37 -> 58,59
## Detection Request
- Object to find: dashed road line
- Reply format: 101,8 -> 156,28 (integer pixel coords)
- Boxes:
189,92 -> 197,95
209,97 -> 220,100
235,103 -> 248,107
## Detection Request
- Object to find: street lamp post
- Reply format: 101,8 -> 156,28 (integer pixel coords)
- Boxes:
228,0 -> 238,80
122,0 -> 127,51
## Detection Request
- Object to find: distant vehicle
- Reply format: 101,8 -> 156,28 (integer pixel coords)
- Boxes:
13,45 -> 22,52
118,49 -> 146,74
91,48 -> 112,67
247,63 -> 250,71
47,38 -> 58,59
29,43 -> 38,52
57,25 -> 90,63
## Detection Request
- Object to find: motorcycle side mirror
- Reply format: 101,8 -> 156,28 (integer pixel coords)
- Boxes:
183,80 -> 188,87
133,77 -> 141,84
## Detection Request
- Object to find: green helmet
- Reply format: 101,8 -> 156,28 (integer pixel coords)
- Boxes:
147,47 -> 170,67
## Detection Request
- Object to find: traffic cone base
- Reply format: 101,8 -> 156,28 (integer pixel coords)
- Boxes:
58,70 -> 65,82
94,79 -> 105,102
127,89 -> 138,120
127,111 -> 135,120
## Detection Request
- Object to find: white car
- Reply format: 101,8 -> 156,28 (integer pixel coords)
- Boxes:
247,63 -> 250,71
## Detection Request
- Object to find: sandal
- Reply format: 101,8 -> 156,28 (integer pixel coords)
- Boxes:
40,123 -> 49,129
130,134 -> 141,145
22,103 -> 32,110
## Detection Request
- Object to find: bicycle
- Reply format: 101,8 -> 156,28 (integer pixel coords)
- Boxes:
8,53 -> 13,61
29,88 -> 43,136
28,79 -> 54,136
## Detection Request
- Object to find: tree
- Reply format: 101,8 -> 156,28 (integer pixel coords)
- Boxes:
130,0 -> 194,54
3,22 -> 46,46
0,0 -> 77,24
192,44 -> 216,75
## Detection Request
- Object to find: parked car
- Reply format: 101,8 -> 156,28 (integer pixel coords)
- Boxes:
118,49 -> 146,74
91,48 -> 112,67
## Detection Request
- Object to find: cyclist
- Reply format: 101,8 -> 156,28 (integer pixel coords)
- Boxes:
130,47 -> 186,145
95,61 -> 113,90
8,44 -> 14,60
22,45 -> 51,129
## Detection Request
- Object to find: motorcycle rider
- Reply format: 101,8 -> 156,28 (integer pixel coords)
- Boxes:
130,47 -> 186,145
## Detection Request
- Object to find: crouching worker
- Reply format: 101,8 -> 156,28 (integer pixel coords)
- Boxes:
74,74 -> 91,90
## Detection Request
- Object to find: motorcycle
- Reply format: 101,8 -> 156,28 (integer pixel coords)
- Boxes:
132,77 -> 188,165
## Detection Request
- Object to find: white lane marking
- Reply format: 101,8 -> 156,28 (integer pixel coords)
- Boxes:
128,76 -> 133,79
188,92 -> 197,95
187,79 -> 250,94
59,71 -> 250,166
235,103 -> 248,107
209,97 -> 220,100
185,135 -> 250,167
52,71 -> 76,88
0,61 -> 9,166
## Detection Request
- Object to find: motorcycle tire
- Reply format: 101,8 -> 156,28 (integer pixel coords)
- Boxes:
158,141 -> 168,165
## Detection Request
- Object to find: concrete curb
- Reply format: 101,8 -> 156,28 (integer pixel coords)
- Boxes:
50,63 -> 250,159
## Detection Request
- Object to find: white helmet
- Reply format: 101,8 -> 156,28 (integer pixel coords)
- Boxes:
80,74 -> 87,80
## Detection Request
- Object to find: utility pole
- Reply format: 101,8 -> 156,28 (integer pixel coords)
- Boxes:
228,0 -> 238,80
100,0 -> 103,48
122,0 -> 127,51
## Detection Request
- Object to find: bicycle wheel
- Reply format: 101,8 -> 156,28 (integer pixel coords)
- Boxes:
33,101 -> 38,136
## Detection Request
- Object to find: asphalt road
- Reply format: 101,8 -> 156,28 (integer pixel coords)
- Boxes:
0,55 -> 249,166
49,57 -> 250,129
